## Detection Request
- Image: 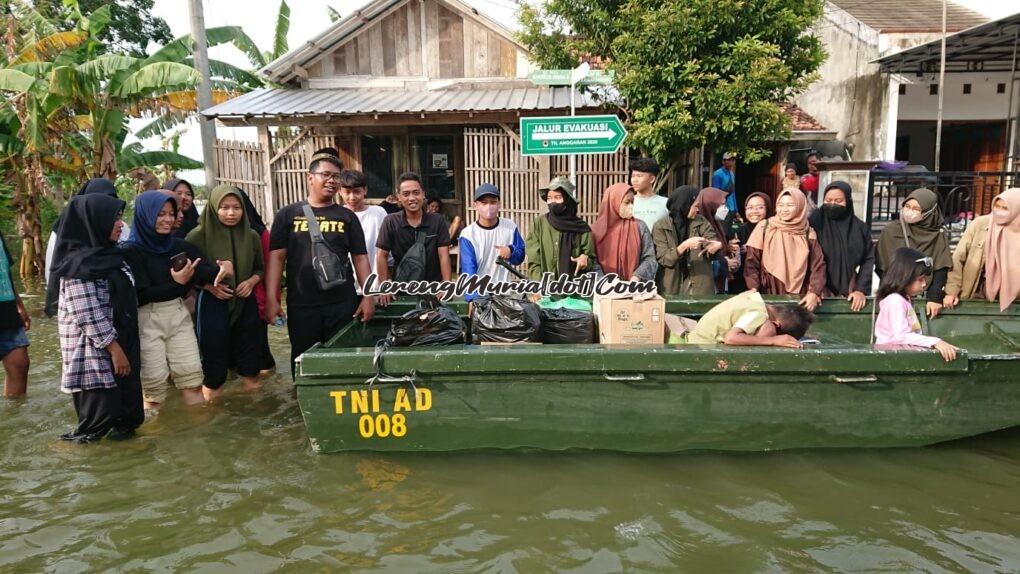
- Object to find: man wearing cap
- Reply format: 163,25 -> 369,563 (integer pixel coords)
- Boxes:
458,183 -> 525,301
526,176 -> 596,283
712,152 -> 739,213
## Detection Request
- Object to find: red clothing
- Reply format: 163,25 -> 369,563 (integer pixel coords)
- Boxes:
800,173 -> 819,201
253,229 -> 279,322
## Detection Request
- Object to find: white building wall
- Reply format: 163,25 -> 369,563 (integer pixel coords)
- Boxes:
897,72 -> 1014,121
795,5 -> 892,161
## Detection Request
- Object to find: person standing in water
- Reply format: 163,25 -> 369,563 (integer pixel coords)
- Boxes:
54,193 -> 143,440
187,185 -> 266,399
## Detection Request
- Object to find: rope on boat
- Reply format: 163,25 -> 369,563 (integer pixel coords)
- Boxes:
365,339 -> 419,395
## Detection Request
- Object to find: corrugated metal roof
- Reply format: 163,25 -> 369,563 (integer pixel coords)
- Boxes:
202,87 -> 832,135
829,0 -> 988,33
201,87 -> 605,119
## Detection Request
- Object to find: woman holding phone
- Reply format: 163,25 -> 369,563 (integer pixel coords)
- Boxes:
123,191 -> 233,411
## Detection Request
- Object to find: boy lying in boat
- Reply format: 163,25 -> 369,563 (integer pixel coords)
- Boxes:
679,290 -> 815,347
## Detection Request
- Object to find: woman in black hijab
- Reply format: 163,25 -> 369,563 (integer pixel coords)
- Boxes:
45,178 -> 120,318
652,185 -> 701,295
53,193 -> 144,442
162,178 -> 200,238
809,181 -> 875,311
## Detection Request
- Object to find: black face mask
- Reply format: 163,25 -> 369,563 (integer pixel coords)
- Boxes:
548,202 -> 569,216
822,203 -> 849,220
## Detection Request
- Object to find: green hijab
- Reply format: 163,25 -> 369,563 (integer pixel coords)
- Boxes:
877,187 -> 952,273
186,185 -> 260,324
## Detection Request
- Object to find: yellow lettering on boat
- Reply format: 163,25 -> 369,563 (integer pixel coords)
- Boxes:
393,388 -> 411,412
351,390 -> 369,414
415,388 -> 432,411
329,390 -> 347,414
371,389 -> 380,412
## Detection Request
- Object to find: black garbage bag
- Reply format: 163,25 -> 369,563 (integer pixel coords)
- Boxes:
540,308 -> 595,344
471,295 -> 543,344
387,297 -> 466,346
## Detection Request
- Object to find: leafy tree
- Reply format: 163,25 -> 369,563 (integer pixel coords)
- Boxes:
518,0 -> 826,166
39,0 -> 173,58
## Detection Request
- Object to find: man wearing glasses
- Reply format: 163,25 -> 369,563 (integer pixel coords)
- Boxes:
265,148 -> 375,372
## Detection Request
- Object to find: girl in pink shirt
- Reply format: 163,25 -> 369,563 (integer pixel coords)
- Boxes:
875,247 -> 959,362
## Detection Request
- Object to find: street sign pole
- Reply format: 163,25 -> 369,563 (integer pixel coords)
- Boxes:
568,62 -> 590,185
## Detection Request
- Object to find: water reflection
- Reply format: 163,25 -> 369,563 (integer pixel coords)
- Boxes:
2,287 -> 1020,571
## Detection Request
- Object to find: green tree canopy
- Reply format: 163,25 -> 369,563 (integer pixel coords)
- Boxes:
518,0 -> 826,163
39,0 -> 173,58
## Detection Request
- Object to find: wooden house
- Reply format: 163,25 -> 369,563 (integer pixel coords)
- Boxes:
203,0 -> 834,233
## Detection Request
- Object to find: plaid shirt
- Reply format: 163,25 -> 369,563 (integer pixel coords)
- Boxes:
58,277 -> 117,392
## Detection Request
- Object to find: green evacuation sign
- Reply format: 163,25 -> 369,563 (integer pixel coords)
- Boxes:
528,69 -> 615,86
520,115 -> 627,156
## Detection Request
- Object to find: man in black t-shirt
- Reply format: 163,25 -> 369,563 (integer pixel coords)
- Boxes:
265,149 -> 376,369
375,172 -> 452,303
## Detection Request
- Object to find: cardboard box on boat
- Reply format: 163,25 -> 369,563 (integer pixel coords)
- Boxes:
594,296 -> 666,344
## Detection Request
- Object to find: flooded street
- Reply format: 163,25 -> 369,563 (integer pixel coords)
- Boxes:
2,285 -> 1020,572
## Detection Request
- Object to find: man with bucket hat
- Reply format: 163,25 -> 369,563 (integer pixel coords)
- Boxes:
525,176 -> 597,281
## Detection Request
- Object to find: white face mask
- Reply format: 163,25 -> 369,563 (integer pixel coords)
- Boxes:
715,205 -> 730,221
477,203 -> 499,220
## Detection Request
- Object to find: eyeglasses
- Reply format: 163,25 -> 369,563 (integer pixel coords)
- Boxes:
915,256 -> 933,268
310,171 -> 342,181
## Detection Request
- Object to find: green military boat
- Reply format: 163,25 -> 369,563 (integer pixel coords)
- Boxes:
293,298 -> 1020,454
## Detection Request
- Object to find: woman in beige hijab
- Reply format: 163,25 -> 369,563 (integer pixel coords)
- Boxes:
945,188 -> 1020,311
743,188 -> 828,311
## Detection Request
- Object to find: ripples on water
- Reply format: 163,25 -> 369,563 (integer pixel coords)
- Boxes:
2,293 -> 1020,572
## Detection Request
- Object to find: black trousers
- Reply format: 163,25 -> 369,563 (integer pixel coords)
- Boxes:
62,376 -> 144,443
286,298 -> 358,376
195,291 -> 263,389
256,320 -> 275,372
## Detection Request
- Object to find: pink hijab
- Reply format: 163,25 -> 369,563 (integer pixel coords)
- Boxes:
985,188 -> 1020,310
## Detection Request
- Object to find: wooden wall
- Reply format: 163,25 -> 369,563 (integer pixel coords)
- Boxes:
317,0 -> 521,80
462,127 -> 630,241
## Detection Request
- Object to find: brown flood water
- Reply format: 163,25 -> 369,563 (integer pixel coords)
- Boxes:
2,283 -> 1020,572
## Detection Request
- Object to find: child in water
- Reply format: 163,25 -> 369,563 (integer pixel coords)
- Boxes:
874,247 -> 959,362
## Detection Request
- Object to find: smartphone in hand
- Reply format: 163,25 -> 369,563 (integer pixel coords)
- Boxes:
170,251 -> 188,272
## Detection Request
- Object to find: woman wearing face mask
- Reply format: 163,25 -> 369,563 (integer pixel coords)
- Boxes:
592,183 -> 658,282
729,192 -> 773,294
876,188 -> 952,319
744,188 -> 827,311
944,188 -> 1020,311
809,181 -> 874,312
680,187 -> 729,295
652,185 -> 704,296
526,177 -> 596,282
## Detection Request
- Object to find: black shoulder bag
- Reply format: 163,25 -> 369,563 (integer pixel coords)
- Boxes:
394,229 -> 431,282
301,204 -> 349,290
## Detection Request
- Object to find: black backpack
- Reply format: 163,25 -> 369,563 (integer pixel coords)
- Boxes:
394,229 -> 431,282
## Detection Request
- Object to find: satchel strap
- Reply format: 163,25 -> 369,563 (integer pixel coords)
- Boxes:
301,203 -> 326,243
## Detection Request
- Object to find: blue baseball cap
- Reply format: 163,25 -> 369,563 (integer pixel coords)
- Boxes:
474,183 -> 500,200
